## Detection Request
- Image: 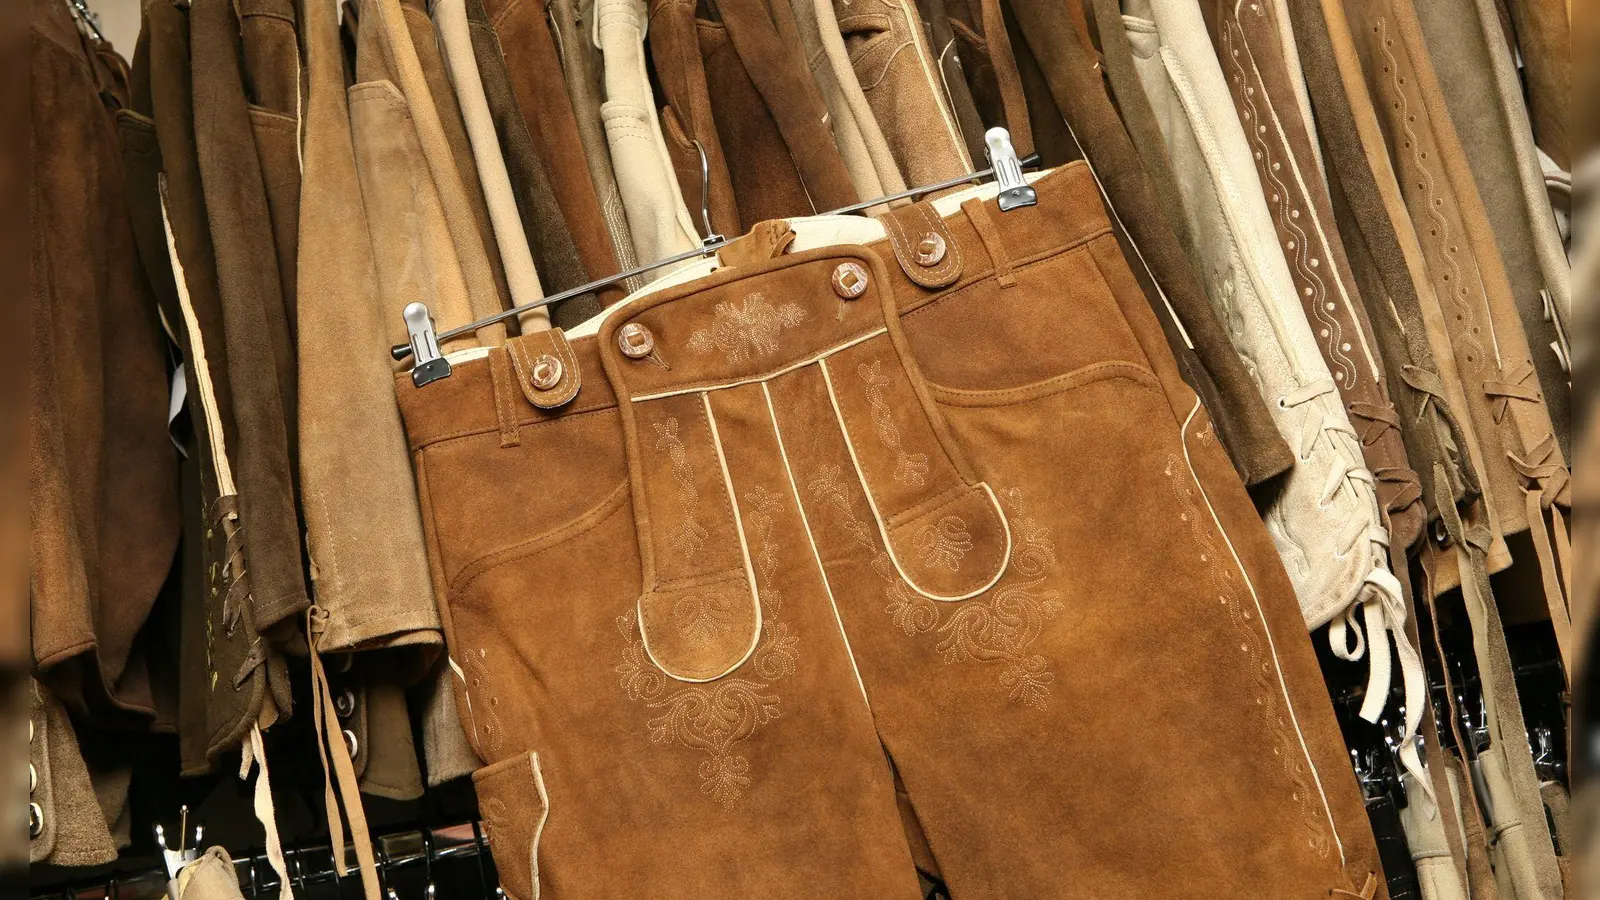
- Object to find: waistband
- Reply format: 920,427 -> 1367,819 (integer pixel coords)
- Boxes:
397,161 -> 1110,449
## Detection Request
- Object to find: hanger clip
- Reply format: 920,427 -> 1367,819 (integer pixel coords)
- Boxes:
985,128 -> 1036,213
404,303 -> 453,388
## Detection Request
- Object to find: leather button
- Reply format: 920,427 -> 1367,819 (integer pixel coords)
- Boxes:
617,322 -> 655,359
529,354 -> 564,390
29,802 -> 42,838
342,729 -> 359,759
831,262 -> 869,299
29,763 -> 36,792
333,689 -> 357,719
914,232 -> 947,266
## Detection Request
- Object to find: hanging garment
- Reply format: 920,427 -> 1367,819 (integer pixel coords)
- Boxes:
914,0 -> 987,162
1413,0 -> 1572,458
395,163 -> 1386,899
176,847 -> 248,900
465,0 -> 602,328
924,0 -> 1033,155
237,0 -> 302,337
1503,0 -> 1568,172
1006,0 -> 1296,490
125,0 -> 276,771
596,0 -> 704,266
435,0 -> 550,328
819,0 -> 972,185
28,680 -> 116,867
648,0 -> 858,237
31,0 -> 178,729
190,0 -> 308,638
484,0 -> 631,309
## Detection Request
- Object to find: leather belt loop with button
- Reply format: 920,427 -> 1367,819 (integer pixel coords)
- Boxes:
880,199 -> 963,289
506,328 -> 582,410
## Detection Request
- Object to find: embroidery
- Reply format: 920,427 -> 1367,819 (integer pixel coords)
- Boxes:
653,417 -> 709,561
809,466 -> 1063,708
857,359 -> 930,486
464,647 -> 506,755
615,483 -> 799,807
1164,454 -> 1330,858
673,592 -> 737,642
1376,18 -> 1483,366
915,516 -> 973,570
1222,22 -> 1355,390
687,293 -> 807,364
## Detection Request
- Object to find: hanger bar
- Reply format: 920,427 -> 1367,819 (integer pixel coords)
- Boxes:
389,150 -> 1041,361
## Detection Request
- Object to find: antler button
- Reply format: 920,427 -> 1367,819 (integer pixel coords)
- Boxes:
915,232 -> 946,266
831,262 -> 869,299
617,322 -> 656,359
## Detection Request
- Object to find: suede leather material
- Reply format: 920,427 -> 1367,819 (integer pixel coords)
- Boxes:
1504,0 -> 1568,170
465,0 -> 602,328
596,0 -> 704,266
483,0 -> 629,313
176,847 -> 248,900
788,0 -> 906,202
549,0 -> 644,297
397,164 -> 1382,898
133,0 -> 271,771
1194,0 -> 1425,564
651,0 -> 859,235
238,0 -> 302,338
31,0 -> 178,728
29,680 -> 116,867
1413,0 -> 1572,461
916,0 -> 988,162
191,0 -> 309,638
400,0 -> 514,314
826,0 -> 973,185
1004,0 -> 1297,490
937,0 -> 1033,155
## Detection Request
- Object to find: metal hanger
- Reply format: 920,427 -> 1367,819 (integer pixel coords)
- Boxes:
394,127 -> 1041,386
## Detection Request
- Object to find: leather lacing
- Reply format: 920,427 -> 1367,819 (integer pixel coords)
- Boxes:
1484,361 -> 1574,672
1280,381 -> 1429,794
308,607 -> 382,900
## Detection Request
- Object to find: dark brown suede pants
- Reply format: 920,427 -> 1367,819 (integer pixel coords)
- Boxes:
397,164 -> 1382,898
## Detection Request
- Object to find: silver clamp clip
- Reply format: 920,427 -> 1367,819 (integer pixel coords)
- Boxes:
985,127 -> 1037,212
156,806 -> 203,900
404,302 -> 453,388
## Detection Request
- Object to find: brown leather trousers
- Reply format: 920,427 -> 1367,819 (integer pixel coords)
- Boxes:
396,165 -> 1383,899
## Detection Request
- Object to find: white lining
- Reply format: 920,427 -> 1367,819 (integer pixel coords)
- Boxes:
634,392 -> 765,683
817,358 -> 1011,603
629,328 -> 888,402
527,752 -> 550,900
761,382 -> 871,708
1179,399 -> 1345,865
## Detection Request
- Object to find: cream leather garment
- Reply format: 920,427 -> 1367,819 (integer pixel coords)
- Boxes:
595,0 -> 701,268
1120,0 -> 1425,765
433,0 -> 550,330
788,0 -> 903,203
1400,771 -> 1469,900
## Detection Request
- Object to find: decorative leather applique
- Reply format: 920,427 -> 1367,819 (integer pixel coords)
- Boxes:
686,293 -> 808,363
615,485 -> 798,807
858,359 -> 931,486
653,417 -> 709,561
1163,454 -> 1330,858
810,468 -> 1063,708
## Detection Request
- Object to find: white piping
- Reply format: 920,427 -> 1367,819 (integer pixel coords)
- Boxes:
634,393 -> 765,683
817,358 -> 1010,603
631,328 -> 889,402
1180,399 -> 1346,864
527,752 -> 550,900
761,382 -> 871,708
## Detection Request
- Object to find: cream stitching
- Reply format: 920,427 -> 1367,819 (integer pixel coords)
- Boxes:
652,416 -> 709,561
686,293 -> 809,363
858,359 -> 931,486
914,516 -> 972,570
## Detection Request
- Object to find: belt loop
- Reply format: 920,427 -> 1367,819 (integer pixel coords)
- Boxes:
961,197 -> 1016,288
488,347 -> 523,448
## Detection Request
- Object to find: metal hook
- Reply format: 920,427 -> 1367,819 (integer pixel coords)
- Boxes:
292,848 -> 309,896
421,829 -> 436,892
248,854 -> 263,899
104,876 -> 118,900
688,139 -> 722,247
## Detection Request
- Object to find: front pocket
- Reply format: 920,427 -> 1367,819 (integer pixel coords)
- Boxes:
474,751 -> 550,900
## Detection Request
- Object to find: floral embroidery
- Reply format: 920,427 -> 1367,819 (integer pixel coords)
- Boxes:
1164,454 -> 1330,858
809,466 -> 1062,708
915,516 -> 972,571
857,359 -> 930,486
687,293 -> 807,364
615,483 -> 798,807
673,593 -> 737,642
653,417 -> 709,561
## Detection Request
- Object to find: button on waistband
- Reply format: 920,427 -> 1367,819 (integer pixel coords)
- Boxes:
529,354 -> 564,390
915,232 -> 947,267
617,322 -> 656,359
831,262 -> 869,299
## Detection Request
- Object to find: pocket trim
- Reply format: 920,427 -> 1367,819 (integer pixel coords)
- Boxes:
926,361 -> 1161,408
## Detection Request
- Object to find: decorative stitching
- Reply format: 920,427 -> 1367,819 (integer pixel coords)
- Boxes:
1163,449 -> 1330,859
462,647 -> 506,755
686,293 -> 808,364
914,516 -> 972,570
615,483 -> 798,807
809,468 -> 1062,708
857,359 -> 931,486
653,416 -> 710,563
